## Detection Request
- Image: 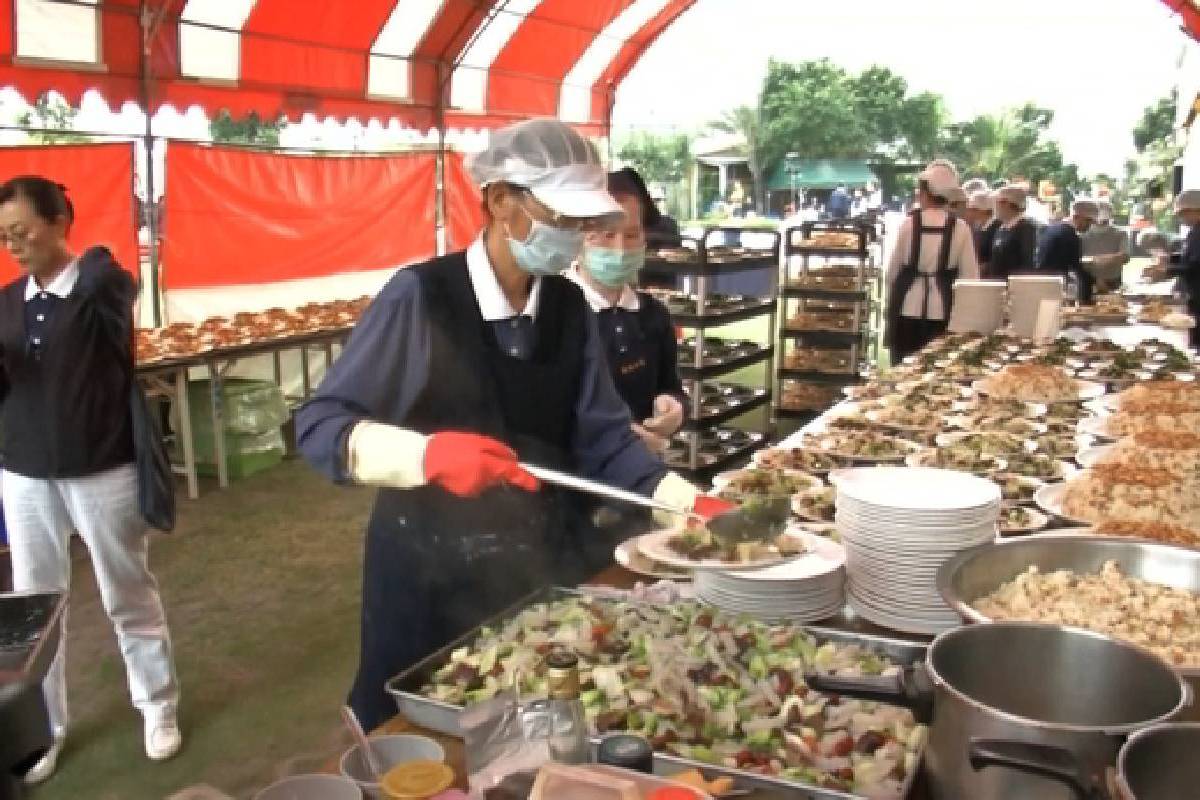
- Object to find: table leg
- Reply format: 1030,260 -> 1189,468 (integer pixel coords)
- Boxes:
174,367 -> 199,500
300,346 -> 312,400
272,350 -> 282,387
208,362 -> 230,489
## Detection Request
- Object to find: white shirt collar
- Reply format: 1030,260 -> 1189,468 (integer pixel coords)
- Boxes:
566,265 -> 640,312
25,259 -> 79,302
466,236 -> 541,321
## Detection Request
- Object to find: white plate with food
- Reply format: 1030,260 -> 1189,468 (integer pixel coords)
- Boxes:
791,485 -> 837,523
808,431 -> 921,463
993,473 -> 1045,505
972,368 -> 1106,403
613,538 -> 692,581
1034,482 -> 1091,525
907,448 -> 1006,476
1076,443 -> 1115,469
710,467 -> 822,497
751,447 -> 841,474
1001,451 -> 1076,482
634,527 -> 808,572
998,505 -> 1050,535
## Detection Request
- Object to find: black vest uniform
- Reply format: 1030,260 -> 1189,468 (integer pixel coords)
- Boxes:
885,211 -> 957,361
0,247 -> 135,479
350,253 -> 597,729
594,293 -> 681,421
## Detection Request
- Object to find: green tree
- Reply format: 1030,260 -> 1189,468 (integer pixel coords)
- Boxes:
615,130 -> 690,185
709,105 -> 766,212
1133,90 -> 1177,152
209,110 -> 284,146
759,58 -> 871,171
15,96 -> 88,144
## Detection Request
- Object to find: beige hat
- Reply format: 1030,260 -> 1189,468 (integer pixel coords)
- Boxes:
918,159 -> 960,200
996,185 -> 1027,210
1071,199 -> 1100,220
945,185 -> 968,205
967,190 -> 994,212
1175,190 -> 1200,212
962,178 -> 990,195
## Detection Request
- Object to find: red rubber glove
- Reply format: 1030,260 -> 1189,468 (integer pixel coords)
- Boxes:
693,494 -> 736,521
423,431 -> 540,497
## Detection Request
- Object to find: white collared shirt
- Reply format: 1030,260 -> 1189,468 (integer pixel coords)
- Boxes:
566,265 -> 641,313
25,259 -> 80,302
466,236 -> 542,320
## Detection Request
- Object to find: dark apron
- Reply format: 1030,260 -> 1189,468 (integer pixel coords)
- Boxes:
348,260 -> 591,731
1180,227 -> 1200,348
885,210 -> 957,355
597,301 -> 662,422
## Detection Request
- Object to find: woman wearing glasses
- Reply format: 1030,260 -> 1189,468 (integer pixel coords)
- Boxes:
0,176 -> 181,782
297,119 -> 728,730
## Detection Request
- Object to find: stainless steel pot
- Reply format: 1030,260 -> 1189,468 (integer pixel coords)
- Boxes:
806,622 -> 1191,800
1113,723 -> 1200,800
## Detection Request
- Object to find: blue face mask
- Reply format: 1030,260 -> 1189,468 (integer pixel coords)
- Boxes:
507,218 -> 584,276
584,246 -> 645,288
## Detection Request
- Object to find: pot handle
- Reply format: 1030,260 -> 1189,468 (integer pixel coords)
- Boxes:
968,738 -> 1103,800
804,666 -> 935,724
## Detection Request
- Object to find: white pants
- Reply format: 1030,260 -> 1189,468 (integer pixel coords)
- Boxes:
4,464 -> 179,735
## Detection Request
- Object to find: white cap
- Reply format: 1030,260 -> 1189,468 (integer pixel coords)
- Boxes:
967,190 -> 994,212
962,178 -> 990,195
1071,199 -> 1100,220
918,159 -> 960,200
1175,190 -> 1200,212
1096,199 -> 1113,222
945,186 -> 968,205
996,186 -> 1027,210
466,117 -> 622,219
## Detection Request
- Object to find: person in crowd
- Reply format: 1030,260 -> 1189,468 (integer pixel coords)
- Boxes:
0,176 -> 181,781
885,160 -> 980,361
569,167 -> 685,453
1146,190 -> 1200,346
623,170 -> 679,248
946,186 -> 968,218
829,183 -> 851,219
296,118 -> 729,731
964,190 -> 996,262
1036,198 -> 1099,303
1081,199 -> 1129,292
982,186 -> 1038,279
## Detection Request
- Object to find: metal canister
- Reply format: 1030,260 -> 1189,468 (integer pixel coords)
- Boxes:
545,650 -> 580,700
597,734 -> 654,773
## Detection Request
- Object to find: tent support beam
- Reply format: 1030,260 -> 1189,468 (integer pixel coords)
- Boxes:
140,0 -> 164,327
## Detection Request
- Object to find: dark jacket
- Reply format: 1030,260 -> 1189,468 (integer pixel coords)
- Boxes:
0,247 -> 136,478
1037,222 -> 1094,303
983,218 -> 1038,279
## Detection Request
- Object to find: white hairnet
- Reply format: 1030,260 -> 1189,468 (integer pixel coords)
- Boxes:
466,117 -> 622,218
996,186 -> 1027,210
1096,199 -> 1114,221
1071,199 -> 1100,220
1175,190 -> 1200,212
962,178 -> 990,195
918,159 -> 960,200
967,190 -> 994,212
945,186 -> 968,205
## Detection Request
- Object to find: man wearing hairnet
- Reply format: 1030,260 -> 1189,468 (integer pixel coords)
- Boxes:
963,190 -> 995,260
296,118 -> 729,729
982,186 -> 1038,279
1147,190 -> 1200,346
1081,199 -> 1129,292
1036,198 -> 1099,303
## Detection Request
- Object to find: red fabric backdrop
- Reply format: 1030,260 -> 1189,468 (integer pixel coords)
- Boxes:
0,143 -> 138,284
163,144 -> 437,289
444,151 -> 484,253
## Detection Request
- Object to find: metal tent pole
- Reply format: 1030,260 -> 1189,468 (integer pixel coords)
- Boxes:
140,0 -> 164,326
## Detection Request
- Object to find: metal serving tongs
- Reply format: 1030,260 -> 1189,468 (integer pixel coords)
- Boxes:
520,463 -> 788,544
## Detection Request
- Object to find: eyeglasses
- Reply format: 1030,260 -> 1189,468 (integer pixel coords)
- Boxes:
0,228 -> 30,247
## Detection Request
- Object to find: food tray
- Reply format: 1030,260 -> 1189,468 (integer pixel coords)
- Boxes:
0,592 -> 66,683
385,587 -> 929,800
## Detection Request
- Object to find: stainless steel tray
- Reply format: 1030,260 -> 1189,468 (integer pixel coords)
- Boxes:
385,586 -> 929,800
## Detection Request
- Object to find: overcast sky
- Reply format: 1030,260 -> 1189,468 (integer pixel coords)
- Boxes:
612,0 -> 1193,176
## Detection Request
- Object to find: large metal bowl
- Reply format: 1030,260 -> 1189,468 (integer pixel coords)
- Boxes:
938,533 -> 1200,682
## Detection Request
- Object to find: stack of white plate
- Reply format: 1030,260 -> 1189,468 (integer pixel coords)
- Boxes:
1008,275 -> 1063,339
948,279 -> 1007,334
832,466 -> 1000,635
694,532 -> 845,623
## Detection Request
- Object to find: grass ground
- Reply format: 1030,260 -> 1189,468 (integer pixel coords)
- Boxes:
27,458 -> 371,800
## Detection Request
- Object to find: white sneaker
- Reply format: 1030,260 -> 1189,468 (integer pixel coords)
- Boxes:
24,738 -> 63,784
144,719 -> 182,761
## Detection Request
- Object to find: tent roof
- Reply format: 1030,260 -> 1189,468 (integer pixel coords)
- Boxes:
766,159 -> 877,191
0,0 -> 1191,133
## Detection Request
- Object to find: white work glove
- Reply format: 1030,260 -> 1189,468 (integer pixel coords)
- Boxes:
649,472 -> 735,527
346,421 -> 430,488
631,422 -> 669,454
642,394 -> 685,437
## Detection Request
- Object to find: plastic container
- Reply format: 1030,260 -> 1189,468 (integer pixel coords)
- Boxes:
340,734 -> 446,799
529,764 -> 711,800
